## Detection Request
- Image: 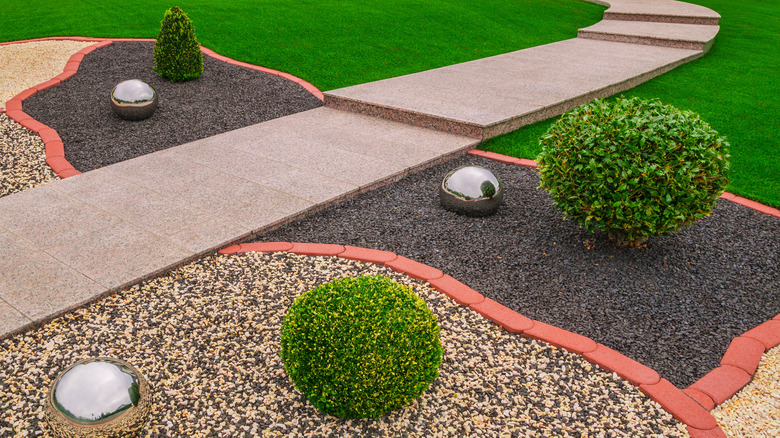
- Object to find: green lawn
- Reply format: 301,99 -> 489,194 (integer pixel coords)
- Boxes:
3,1 -> 776,207
481,0 -> 780,207
0,0 -> 603,91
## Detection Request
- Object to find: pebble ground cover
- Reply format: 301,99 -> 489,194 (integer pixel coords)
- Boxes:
0,252 -> 688,437
1,2 -> 778,436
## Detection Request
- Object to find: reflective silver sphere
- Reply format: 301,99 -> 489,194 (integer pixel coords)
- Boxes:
110,79 -> 158,121
440,165 -> 503,217
46,358 -> 151,437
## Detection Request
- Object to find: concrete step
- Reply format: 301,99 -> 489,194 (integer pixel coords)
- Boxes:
601,0 -> 720,25
324,38 -> 703,140
578,20 -> 719,52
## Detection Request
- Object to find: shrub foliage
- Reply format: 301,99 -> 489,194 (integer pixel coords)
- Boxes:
280,275 -> 443,419
153,6 -> 203,81
537,97 -> 730,245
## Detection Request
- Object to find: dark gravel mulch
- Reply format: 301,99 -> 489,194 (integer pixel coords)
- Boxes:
257,155 -> 780,388
22,41 -> 322,172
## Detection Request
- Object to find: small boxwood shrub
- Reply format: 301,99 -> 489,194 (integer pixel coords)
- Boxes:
537,97 -> 730,246
280,275 -> 443,419
153,6 -> 203,82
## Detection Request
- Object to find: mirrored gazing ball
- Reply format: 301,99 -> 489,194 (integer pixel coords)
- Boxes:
440,165 -> 503,217
46,357 -> 151,437
110,79 -> 158,121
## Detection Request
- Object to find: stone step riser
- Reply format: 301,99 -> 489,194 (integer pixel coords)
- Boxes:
604,12 -> 719,26
577,30 -> 713,52
324,48 -> 704,140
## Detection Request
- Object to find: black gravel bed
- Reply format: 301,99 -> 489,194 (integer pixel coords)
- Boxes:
257,154 -> 780,388
22,41 -> 322,172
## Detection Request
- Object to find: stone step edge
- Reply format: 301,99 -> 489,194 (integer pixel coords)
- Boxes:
603,12 -> 719,26
219,240 -> 729,436
324,45 -> 703,141
577,29 -> 714,52
2,36 -> 325,179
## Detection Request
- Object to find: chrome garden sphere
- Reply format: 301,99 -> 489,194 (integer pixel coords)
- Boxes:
45,357 -> 151,437
440,165 -> 503,217
110,79 -> 158,121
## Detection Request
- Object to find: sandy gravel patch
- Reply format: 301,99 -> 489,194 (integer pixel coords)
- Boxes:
0,113 -> 58,197
0,39 -> 94,109
713,346 -> 780,437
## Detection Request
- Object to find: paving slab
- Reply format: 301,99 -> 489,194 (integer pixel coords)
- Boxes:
579,20 -> 719,51
0,0 -> 723,342
325,38 -> 705,139
601,0 -> 721,24
0,107 -> 477,338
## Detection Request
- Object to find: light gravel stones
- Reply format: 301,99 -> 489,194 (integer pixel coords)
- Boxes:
0,113 -> 58,198
0,252 -> 688,437
0,40 -> 93,109
713,346 -> 780,437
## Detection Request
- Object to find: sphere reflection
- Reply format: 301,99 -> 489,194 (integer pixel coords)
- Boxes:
46,357 -> 150,437
110,79 -> 158,121
440,165 -> 503,216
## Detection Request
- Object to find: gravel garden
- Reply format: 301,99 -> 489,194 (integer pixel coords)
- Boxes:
1,2 -> 778,437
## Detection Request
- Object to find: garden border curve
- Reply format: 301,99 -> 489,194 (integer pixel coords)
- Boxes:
0,36 -> 324,179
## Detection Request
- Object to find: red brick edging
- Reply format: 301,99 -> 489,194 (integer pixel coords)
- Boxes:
1,36 -> 324,179
468,148 -> 780,432
217,241 -> 780,437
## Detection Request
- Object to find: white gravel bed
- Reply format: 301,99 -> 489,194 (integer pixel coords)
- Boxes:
0,40 -> 93,109
0,252 -> 689,437
0,113 -> 58,197
712,346 -> 780,437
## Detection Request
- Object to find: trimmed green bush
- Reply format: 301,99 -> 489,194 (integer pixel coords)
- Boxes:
153,6 -> 203,81
280,275 -> 443,419
537,97 -> 730,246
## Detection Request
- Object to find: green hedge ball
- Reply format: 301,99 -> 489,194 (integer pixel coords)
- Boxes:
280,275 -> 443,419
536,96 -> 730,246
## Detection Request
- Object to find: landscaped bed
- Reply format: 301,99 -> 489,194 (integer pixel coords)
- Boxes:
1,3 -> 778,434
256,154 -> 780,390
0,252 -> 689,437
21,41 -> 322,173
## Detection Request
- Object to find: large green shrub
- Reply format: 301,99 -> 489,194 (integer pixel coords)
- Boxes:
537,97 -> 730,246
153,6 -> 203,81
280,275 -> 443,419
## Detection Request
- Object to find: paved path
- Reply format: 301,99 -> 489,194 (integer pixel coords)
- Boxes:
0,0 -> 721,338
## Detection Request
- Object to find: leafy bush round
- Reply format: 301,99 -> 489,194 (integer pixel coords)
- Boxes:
537,97 -> 730,245
280,275 -> 443,419
153,6 -> 203,82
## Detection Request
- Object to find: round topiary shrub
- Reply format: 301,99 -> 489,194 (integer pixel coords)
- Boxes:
153,6 -> 203,82
537,97 -> 730,246
280,275 -> 443,419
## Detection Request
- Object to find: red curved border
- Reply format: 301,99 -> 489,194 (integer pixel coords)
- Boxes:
216,241 -> 777,437
1,36 -> 325,179
467,149 -> 780,219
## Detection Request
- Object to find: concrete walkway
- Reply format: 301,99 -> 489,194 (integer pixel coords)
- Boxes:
0,0 -> 721,338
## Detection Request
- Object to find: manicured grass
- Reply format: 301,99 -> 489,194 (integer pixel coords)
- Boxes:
0,0 -> 604,91
481,0 -> 780,207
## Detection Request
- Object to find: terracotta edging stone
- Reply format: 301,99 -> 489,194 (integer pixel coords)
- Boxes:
719,336 -> 766,375
219,241 -> 723,435
583,344 -> 661,386
3,36 -> 325,180
689,365 -> 752,405
475,148 -> 780,417
683,387 -> 716,411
